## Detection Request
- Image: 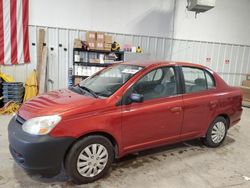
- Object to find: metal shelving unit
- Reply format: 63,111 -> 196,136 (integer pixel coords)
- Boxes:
72,48 -> 124,85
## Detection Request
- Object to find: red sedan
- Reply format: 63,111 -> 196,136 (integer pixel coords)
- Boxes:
8,61 -> 242,184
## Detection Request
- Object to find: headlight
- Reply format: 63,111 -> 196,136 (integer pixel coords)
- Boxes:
22,115 -> 62,135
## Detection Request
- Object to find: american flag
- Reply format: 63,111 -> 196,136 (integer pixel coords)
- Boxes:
0,0 -> 30,65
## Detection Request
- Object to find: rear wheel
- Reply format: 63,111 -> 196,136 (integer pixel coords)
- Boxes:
65,135 -> 114,184
202,116 -> 228,147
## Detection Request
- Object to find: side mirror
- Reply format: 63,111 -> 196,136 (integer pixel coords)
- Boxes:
129,93 -> 144,103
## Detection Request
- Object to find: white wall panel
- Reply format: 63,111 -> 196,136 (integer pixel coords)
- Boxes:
28,26 -> 37,74
175,0 -> 250,45
58,29 -> 69,89
234,46 -> 244,86
29,0 -> 175,39
68,30 -> 79,68
166,39 -> 173,60
29,0 -> 250,45
171,40 -> 250,86
1,25 -> 250,91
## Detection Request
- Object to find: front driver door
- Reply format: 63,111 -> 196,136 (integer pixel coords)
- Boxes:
121,66 -> 184,153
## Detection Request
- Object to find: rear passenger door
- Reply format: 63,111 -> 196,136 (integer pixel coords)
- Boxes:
180,66 -> 217,140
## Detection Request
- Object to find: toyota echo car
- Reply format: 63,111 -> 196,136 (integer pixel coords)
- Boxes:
8,61 -> 242,184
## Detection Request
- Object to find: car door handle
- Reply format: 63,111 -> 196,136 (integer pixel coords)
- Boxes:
209,100 -> 218,108
170,107 -> 182,113
210,100 -> 218,104
210,100 -> 218,105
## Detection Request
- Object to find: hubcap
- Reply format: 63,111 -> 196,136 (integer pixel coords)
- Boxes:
77,144 -> 108,177
211,122 -> 226,143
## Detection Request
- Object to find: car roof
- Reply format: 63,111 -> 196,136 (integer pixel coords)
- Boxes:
122,60 -> 208,69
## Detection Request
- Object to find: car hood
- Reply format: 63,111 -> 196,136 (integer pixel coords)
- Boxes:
18,89 -> 106,120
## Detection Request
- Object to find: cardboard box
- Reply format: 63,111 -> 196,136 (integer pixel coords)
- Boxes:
96,32 -> 105,42
104,43 -> 111,48
104,43 -> 111,51
242,80 -> 250,87
74,44 -> 82,49
74,39 -> 82,48
74,77 -> 82,85
95,41 -> 104,50
103,49 -> 111,51
88,41 -> 96,50
86,31 -> 96,42
242,100 -> 250,107
74,38 -> 82,44
104,35 -> 112,43
240,86 -> 250,102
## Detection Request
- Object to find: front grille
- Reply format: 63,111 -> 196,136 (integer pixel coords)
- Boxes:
15,114 -> 26,125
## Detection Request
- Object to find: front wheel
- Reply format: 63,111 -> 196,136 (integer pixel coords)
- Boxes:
202,116 -> 228,147
65,135 -> 114,184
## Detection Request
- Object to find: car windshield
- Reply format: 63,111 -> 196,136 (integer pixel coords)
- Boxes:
78,64 -> 144,97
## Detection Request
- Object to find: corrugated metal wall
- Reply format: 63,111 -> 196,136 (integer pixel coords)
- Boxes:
0,25 -> 249,90
171,39 -> 250,86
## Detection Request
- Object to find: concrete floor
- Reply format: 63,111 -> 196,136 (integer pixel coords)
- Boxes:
0,109 -> 250,188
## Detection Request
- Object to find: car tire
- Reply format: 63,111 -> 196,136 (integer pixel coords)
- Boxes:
65,135 -> 114,184
202,116 -> 228,148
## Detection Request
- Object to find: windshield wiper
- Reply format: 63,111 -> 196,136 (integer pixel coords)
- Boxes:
95,92 -> 109,98
77,85 -> 99,98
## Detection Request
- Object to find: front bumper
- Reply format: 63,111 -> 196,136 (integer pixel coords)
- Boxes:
8,116 -> 75,176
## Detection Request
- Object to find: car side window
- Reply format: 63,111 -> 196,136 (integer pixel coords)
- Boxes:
182,67 -> 209,93
137,68 -> 163,83
205,71 -> 215,88
131,67 -> 177,101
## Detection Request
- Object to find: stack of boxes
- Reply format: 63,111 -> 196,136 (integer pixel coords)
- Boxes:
86,31 -> 97,50
104,35 -> 112,51
2,82 -> 24,104
96,32 -> 105,50
240,75 -> 250,103
85,31 -> 112,51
